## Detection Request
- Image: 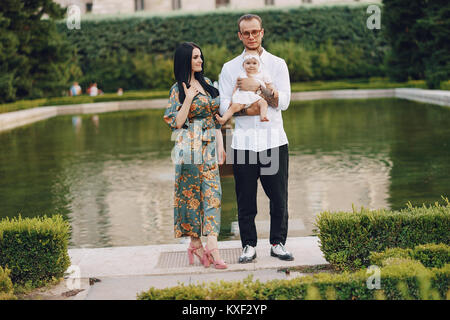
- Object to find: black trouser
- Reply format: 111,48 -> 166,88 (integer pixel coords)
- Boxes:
232,144 -> 289,248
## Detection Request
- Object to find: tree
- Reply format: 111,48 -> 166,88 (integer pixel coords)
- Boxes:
383,0 -> 450,88
415,0 -> 450,89
0,0 -> 77,103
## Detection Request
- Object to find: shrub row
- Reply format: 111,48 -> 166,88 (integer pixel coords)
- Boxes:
47,40 -> 384,94
56,5 -> 387,92
314,200 -> 450,271
0,267 -> 16,300
0,215 -> 71,287
370,243 -> 450,269
137,259 -> 450,300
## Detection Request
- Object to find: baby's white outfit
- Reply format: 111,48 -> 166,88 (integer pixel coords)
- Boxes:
232,71 -> 272,108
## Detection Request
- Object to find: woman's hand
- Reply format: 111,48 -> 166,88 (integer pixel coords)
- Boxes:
182,82 -> 199,100
215,129 -> 226,165
217,146 -> 226,165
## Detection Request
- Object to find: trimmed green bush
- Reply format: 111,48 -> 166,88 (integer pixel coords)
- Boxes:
370,243 -> 450,269
370,248 -> 414,267
0,266 -> 16,300
137,259 -> 449,300
0,215 -> 71,286
315,200 -> 450,271
413,244 -> 450,269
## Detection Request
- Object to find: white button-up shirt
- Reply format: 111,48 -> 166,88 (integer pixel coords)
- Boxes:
219,48 -> 291,152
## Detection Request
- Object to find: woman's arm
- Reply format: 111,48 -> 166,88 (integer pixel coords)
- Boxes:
215,129 -> 226,165
175,97 -> 193,129
175,83 -> 198,129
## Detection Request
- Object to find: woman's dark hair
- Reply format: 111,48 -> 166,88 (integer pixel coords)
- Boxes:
173,42 -> 219,103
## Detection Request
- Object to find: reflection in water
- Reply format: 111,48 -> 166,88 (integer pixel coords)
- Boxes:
248,150 -> 392,240
0,99 -> 449,248
60,150 -> 393,247
72,116 -> 82,134
64,157 -> 174,248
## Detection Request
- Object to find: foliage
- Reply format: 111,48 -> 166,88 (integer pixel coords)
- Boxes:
137,259 -> 449,300
139,204 -> 450,300
370,243 -> 450,269
0,266 -> 16,300
314,198 -> 450,271
0,215 -> 71,286
0,0 -> 78,103
56,5 -> 388,91
383,0 -> 450,88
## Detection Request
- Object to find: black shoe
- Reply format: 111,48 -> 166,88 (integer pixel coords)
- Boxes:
239,245 -> 257,263
270,243 -> 294,261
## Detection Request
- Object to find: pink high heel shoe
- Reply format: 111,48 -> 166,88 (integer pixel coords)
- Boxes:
187,243 -> 207,266
203,245 -> 228,269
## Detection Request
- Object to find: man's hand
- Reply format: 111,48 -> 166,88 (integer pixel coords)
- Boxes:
237,77 -> 279,108
245,102 -> 260,115
237,77 -> 260,92
233,102 -> 260,116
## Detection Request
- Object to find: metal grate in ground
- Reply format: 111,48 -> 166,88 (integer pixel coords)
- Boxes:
156,248 -> 242,268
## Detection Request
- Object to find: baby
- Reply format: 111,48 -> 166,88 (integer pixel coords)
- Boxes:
216,51 -> 277,124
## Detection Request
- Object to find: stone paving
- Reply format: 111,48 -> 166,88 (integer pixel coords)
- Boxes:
36,236 -> 328,300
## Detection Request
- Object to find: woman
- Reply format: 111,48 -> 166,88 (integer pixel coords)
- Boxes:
163,42 -> 227,269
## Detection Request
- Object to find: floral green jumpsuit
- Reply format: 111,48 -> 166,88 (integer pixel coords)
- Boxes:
163,78 -> 222,238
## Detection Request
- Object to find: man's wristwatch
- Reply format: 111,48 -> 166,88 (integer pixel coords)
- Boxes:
256,85 -> 262,95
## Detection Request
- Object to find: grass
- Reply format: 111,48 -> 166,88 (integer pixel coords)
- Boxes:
278,264 -> 336,275
290,77 -> 433,91
1,78 -> 448,115
0,90 -> 168,115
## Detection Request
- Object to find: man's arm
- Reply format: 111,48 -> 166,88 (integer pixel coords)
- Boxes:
270,60 -> 291,112
233,102 -> 261,116
259,85 -> 278,108
236,77 -> 278,108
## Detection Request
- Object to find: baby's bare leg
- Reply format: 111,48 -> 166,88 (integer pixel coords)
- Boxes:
258,99 -> 269,122
215,103 -> 245,125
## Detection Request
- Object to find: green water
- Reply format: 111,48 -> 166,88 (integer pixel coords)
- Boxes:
0,98 -> 449,248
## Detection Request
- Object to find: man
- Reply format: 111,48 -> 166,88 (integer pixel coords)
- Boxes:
219,14 -> 293,263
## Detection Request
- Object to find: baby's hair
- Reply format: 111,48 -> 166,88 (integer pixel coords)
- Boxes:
243,57 -> 259,63
243,53 -> 260,66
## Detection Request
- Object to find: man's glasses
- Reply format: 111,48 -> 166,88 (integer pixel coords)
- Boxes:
240,29 -> 262,39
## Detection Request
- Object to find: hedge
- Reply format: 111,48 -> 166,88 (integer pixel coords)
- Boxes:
56,5 -> 387,92
0,215 -> 71,286
315,200 -> 450,271
137,259 -> 449,300
370,244 -> 450,269
0,267 -> 16,300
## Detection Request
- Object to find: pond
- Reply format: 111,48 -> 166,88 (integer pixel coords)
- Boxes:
0,98 -> 449,248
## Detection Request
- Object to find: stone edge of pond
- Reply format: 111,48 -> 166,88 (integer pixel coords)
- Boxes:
1,88 -> 449,134
66,236 -> 327,279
